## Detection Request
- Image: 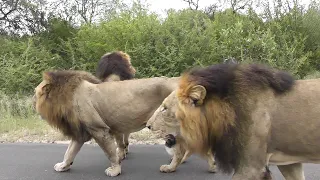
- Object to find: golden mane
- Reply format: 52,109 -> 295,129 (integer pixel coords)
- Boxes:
37,70 -> 101,140
176,63 -> 295,173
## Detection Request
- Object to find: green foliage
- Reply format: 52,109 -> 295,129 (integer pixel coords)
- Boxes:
1,1 -> 320,95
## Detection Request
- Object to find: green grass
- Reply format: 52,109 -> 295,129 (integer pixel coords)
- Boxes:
0,93 -> 65,142
304,71 -> 320,79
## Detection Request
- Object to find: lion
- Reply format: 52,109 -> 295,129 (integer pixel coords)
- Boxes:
95,51 -> 136,158
146,59 -> 241,173
147,63 -> 320,180
96,51 -> 136,82
147,90 -> 217,173
33,70 -> 179,177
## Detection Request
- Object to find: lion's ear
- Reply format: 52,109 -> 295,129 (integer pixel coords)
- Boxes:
188,85 -> 206,106
43,71 -> 55,82
42,83 -> 51,94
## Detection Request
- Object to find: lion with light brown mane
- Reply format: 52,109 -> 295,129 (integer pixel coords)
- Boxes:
147,63 -> 320,180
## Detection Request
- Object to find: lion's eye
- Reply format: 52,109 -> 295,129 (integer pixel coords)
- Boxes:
160,106 -> 167,112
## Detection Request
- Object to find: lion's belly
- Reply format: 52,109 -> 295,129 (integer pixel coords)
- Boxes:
268,151 -> 320,165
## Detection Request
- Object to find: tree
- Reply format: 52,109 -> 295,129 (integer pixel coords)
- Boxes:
220,0 -> 253,13
183,0 -> 199,10
0,0 -> 48,35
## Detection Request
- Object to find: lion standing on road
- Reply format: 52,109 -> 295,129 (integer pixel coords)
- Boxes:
148,63 -> 320,179
33,68 -> 179,177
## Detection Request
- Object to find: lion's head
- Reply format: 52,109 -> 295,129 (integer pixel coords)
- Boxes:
146,90 -> 180,137
96,51 -> 136,82
33,70 -> 101,140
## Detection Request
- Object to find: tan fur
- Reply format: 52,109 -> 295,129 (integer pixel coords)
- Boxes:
146,90 -> 217,173
95,51 -> 136,159
33,70 -> 179,177
148,63 -> 320,180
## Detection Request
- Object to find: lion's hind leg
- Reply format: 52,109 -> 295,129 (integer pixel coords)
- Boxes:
278,163 -> 305,180
124,133 -> 130,155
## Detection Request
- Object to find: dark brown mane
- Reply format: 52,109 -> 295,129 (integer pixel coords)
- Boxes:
187,63 -> 295,99
96,51 -> 135,81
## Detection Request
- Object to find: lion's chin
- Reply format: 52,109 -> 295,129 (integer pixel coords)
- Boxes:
152,130 -> 166,139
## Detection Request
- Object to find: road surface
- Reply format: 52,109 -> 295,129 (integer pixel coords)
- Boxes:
0,143 -> 319,180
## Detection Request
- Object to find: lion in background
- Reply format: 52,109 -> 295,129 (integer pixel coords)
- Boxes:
96,51 -> 136,82
148,63 -> 320,180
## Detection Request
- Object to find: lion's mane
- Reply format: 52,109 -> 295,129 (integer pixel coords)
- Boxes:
176,63 -> 295,173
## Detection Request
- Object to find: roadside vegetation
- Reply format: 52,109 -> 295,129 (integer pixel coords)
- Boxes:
1,0 -> 320,143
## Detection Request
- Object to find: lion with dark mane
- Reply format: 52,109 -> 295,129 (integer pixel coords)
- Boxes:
148,63 -> 320,179
96,51 -> 136,82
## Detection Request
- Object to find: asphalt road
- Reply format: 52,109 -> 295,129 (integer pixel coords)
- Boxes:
0,143 -> 319,180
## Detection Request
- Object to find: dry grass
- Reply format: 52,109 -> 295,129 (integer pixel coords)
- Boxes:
0,93 -> 163,145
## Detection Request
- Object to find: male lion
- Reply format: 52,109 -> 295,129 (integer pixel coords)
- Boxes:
33,70 -> 179,177
148,63 -> 320,180
147,90 -> 217,173
146,58 -> 241,173
96,51 -> 136,82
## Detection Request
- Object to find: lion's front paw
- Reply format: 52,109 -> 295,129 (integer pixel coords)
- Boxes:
54,162 -> 71,172
160,165 -> 176,173
105,165 -> 121,177
208,163 -> 217,173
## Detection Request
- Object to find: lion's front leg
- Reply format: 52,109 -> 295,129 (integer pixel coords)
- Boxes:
54,139 -> 84,172
160,143 -> 186,173
90,128 -> 121,177
180,150 -> 192,164
232,166 -> 269,180
278,163 -> 305,180
206,150 -> 217,173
